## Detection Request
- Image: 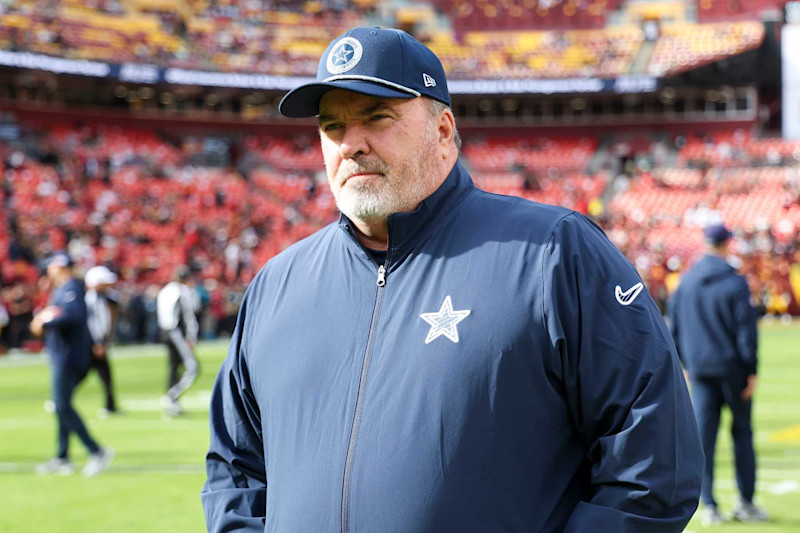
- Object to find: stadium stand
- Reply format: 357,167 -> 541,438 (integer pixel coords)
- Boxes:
606,130 -> 800,313
1,0 -> 798,353
432,0 -> 615,31
0,1 -> 771,79
696,0 -> 788,22
647,21 -> 765,77
2,120 -> 797,353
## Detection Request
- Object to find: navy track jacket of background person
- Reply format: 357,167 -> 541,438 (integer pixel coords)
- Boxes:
202,161 -> 703,532
668,254 -> 758,377
44,278 -> 92,371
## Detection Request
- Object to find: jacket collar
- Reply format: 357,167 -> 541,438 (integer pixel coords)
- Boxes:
338,160 -> 474,261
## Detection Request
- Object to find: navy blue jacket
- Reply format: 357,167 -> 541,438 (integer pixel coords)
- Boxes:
43,277 -> 92,371
202,161 -> 702,532
668,254 -> 758,377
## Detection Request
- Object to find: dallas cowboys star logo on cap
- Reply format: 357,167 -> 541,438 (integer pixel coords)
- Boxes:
332,44 -> 354,65
420,295 -> 471,345
326,36 -> 363,74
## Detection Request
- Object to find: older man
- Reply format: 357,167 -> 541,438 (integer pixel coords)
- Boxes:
203,27 -> 703,532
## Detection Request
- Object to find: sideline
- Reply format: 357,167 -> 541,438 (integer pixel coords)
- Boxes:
0,339 -> 230,368
0,462 -> 204,475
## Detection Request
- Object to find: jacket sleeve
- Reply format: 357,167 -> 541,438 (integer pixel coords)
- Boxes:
732,276 -> 758,375
201,294 -> 267,532
44,287 -> 86,330
542,213 -> 703,532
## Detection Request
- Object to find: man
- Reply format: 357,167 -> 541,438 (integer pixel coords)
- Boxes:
668,223 -> 767,525
203,27 -> 703,532
30,251 -> 114,477
156,266 -> 199,417
85,265 -> 120,417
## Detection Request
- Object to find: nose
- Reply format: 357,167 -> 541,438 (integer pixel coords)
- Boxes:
339,124 -> 370,160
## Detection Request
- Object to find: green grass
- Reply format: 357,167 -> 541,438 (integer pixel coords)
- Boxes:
1,324 -> 799,532
0,340 -> 228,533
684,321 -> 800,532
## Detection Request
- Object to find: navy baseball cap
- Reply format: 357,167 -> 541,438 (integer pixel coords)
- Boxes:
703,223 -> 733,245
47,251 -> 74,268
279,27 -> 451,118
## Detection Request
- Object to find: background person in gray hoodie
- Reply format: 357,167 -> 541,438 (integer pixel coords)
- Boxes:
668,223 -> 766,526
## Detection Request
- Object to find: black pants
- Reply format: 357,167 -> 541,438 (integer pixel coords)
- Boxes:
165,329 -> 199,402
90,352 -> 116,411
691,374 -> 756,507
52,364 -> 100,459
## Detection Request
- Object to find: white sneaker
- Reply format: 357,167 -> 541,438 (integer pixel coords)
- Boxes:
44,400 -> 55,414
160,395 -> 182,417
36,458 -> 75,476
82,447 -> 115,477
701,505 -> 725,526
732,500 -> 768,522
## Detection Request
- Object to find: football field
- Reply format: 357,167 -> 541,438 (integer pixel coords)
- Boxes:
0,323 -> 799,532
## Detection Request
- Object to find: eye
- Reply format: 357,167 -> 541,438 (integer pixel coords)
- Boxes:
370,114 -> 389,121
321,123 -> 342,133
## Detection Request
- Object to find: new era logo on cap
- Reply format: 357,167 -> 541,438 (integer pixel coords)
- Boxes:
423,73 -> 436,88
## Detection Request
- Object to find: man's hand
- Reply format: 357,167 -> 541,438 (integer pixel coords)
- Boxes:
92,343 -> 106,358
741,374 -> 758,400
29,315 -> 43,337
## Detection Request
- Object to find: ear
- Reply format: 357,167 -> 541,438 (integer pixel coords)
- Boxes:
437,108 -> 456,153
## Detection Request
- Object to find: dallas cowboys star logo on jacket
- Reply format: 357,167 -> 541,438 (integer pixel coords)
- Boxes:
420,295 -> 471,344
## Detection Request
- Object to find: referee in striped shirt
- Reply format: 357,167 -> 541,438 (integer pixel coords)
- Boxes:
156,266 -> 200,417
84,265 -> 120,417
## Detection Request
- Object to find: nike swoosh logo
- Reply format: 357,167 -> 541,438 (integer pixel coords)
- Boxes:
615,282 -> 644,306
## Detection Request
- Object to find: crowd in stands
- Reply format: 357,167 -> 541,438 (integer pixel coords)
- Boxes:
647,21 -> 764,77
1,121 -> 798,353
0,123 -> 334,351
697,0 -> 787,22
0,1 -> 767,80
606,131 -> 800,315
431,0 -> 615,32
430,25 -> 645,80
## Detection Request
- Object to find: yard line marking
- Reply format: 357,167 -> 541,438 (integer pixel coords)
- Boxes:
0,340 -> 231,368
0,462 -> 204,475
123,391 -> 212,411
768,480 -> 800,495
0,419 -> 207,430
713,479 -> 800,493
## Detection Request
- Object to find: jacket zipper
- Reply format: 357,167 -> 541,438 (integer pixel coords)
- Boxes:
341,226 -> 389,533
341,262 -> 386,533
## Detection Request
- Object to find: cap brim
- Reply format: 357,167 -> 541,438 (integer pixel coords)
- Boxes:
279,80 -> 417,118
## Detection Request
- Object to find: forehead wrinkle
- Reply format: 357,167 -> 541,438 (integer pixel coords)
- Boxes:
318,95 -> 405,122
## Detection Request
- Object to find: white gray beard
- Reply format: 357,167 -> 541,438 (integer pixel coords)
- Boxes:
333,128 -> 439,225
335,171 -> 431,223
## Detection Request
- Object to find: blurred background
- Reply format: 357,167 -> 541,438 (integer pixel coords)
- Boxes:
0,0 -> 798,531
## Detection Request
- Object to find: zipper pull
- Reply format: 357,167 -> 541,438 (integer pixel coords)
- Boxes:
376,265 -> 386,287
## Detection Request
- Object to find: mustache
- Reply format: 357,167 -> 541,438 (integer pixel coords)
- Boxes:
337,158 -> 389,182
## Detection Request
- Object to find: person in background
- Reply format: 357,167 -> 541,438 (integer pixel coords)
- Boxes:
30,251 -> 114,477
85,265 -> 121,417
156,266 -> 199,418
668,223 -> 767,526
